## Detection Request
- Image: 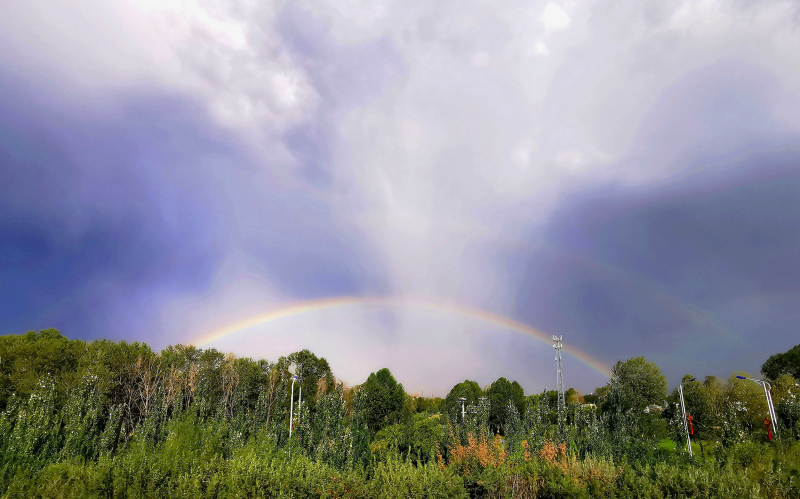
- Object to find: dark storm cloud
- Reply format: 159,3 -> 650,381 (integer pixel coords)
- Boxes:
0,67 -> 387,341
507,61 -> 800,383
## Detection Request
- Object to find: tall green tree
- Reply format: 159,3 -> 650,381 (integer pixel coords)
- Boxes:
285,349 -> 334,407
444,380 -> 483,421
0,329 -> 80,409
603,356 -> 667,414
357,368 -> 406,435
762,343 -> 800,380
486,377 -> 525,434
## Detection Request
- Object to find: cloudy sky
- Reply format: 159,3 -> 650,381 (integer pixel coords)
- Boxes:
2,0 -> 800,395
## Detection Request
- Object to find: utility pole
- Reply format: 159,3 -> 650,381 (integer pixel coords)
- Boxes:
553,335 -> 565,420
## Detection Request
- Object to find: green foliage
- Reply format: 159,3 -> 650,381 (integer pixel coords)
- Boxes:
412,396 -> 443,414
444,380 -> 483,421
284,349 -> 334,413
603,356 -> 667,414
762,343 -> 800,380
357,368 -> 406,435
584,393 -> 599,405
2,330 -> 800,498
371,413 -> 445,465
0,329 -> 79,410
486,377 -> 525,435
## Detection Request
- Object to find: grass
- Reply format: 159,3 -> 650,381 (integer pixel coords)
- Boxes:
657,439 -> 677,451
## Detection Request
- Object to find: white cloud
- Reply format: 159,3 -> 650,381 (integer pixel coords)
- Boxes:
0,0 -> 317,133
472,51 -> 491,66
541,3 -> 571,31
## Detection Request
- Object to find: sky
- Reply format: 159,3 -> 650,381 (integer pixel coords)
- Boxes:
2,0 -> 800,396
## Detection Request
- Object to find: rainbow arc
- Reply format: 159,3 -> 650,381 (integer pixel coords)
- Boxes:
190,296 -> 614,378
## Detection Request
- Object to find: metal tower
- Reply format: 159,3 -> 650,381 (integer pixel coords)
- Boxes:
553,335 -> 565,419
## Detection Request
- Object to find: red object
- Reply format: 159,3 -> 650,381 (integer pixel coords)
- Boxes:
764,417 -> 772,441
686,413 -> 694,435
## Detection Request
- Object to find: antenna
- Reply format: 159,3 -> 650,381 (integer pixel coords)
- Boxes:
553,335 -> 565,420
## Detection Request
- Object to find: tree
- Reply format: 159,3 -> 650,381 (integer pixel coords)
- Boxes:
762,343 -> 800,380
486,377 -> 525,434
284,349 -> 334,409
357,368 -> 406,434
444,380 -> 483,420
0,329 -> 80,409
603,356 -> 667,414
566,387 -> 585,404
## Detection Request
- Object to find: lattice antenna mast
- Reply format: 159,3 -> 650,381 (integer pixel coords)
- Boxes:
553,335 -> 565,418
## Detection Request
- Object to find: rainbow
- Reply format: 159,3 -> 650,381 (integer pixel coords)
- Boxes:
190,296 -> 613,378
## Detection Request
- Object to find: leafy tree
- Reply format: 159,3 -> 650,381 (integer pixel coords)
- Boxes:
543,390 -> 559,409
358,368 -> 406,435
285,349 -> 334,407
603,356 -> 667,414
486,377 -> 525,434
444,380 -> 483,421
594,385 -> 610,410
762,343 -> 800,380
411,396 -> 443,414
566,387 -> 584,404
0,329 -> 80,409
370,413 -> 444,465
726,371 -> 771,437
773,374 -> 800,440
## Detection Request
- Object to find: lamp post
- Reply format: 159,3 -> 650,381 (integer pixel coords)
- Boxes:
736,376 -> 778,437
458,397 -> 467,423
677,378 -> 697,458
289,375 -> 298,438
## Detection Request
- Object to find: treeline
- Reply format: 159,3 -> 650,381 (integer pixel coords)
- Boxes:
0,329 -> 799,498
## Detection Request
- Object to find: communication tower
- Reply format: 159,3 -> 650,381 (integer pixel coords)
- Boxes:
553,335 -> 565,419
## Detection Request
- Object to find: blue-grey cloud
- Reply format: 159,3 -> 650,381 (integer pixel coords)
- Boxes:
0,67 -> 388,341
275,5 -> 404,187
506,60 -> 800,383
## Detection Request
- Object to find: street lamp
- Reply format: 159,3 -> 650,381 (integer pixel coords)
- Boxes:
458,397 -> 467,423
289,375 -> 299,438
677,378 -> 697,458
736,376 -> 778,437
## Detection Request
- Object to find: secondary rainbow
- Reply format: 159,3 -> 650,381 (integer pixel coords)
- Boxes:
190,296 -> 614,378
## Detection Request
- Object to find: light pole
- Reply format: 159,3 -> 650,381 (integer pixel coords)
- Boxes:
289,375 -> 298,438
677,378 -> 697,458
736,376 -> 778,437
458,397 -> 467,423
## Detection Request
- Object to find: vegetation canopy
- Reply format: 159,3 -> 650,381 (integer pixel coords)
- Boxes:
0,330 -> 798,498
